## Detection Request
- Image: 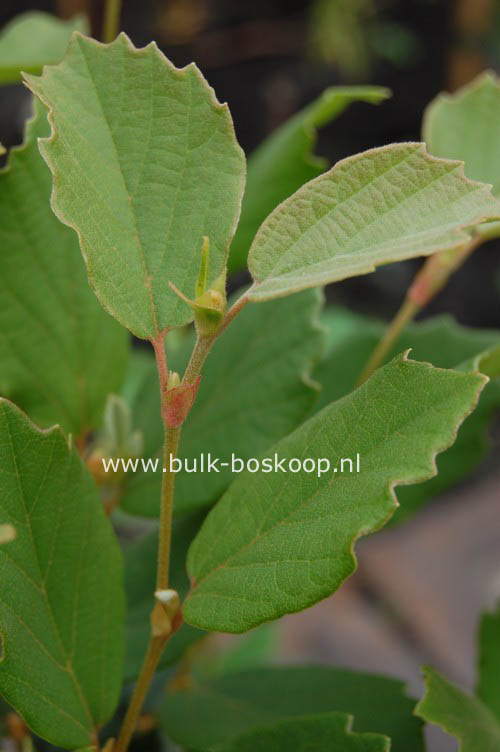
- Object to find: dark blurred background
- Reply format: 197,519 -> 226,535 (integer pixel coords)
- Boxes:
2,0 -> 500,327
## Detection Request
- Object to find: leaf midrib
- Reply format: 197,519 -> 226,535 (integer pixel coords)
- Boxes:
251,146 -> 488,286
77,36 -> 157,337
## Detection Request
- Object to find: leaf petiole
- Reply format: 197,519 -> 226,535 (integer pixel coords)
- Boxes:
102,0 -> 122,43
357,234 -> 482,384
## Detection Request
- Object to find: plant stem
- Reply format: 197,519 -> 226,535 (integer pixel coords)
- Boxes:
182,333 -> 215,385
114,291 -> 249,752
222,290 -> 250,331
102,0 -> 122,43
357,297 -> 420,385
357,236 -> 482,385
407,237 -> 480,308
156,427 -> 180,590
152,334 -> 169,394
114,425 -> 179,752
114,636 -> 167,752
182,292 -> 250,385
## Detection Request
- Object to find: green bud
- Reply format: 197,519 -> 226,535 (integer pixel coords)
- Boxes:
193,287 -> 226,336
169,254 -> 227,336
167,371 -> 181,390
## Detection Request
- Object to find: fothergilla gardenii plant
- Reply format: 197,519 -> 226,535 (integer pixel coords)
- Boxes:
0,7 -> 499,752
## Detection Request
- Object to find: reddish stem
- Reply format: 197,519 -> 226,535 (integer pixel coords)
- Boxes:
151,333 -> 169,395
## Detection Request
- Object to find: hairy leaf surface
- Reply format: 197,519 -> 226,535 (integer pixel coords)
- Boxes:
229,86 -> 389,273
416,667 -> 500,752
0,400 -> 124,748
183,355 -> 485,632
25,33 -> 246,338
0,99 -> 128,435
161,666 -> 422,752
121,290 -> 325,516
0,11 -> 86,84
314,309 -> 500,522
247,143 -> 500,301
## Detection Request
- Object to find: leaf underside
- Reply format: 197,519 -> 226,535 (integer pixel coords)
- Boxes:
228,85 -> 390,274
247,142 -> 500,301
0,400 -> 124,748
25,32 -> 246,339
183,354 -> 485,633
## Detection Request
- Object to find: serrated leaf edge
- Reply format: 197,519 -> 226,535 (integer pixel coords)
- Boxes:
211,710 -> 391,751
295,85 -> 391,172
247,142 -> 500,300
422,69 -> 500,147
0,97 -> 43,177
184,353 -> 487,631
0,12 -> 89,84
23,31 -> 247,339
414,665 -> 500,749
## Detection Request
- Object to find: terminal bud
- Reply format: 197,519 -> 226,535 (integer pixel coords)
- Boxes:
169,236 -> 227,336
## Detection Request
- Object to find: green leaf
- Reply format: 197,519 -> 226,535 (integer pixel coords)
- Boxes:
460,346 -> 500,379
0,11 -> 87,85
423,71 -> 500,196
423,71 -> 500,240
25,32 -> 246,339
212,713 -> 389,752
0,399 -> 124,749
123,512 -> 205,682
0,98 -> 128,436
415,666 -> 500,752
161,666 -> 423,752
477,603 -> 500,722
121,289 -> 325,516
246,143 -> 500,302
314,310 -> 500,522
183,354 -> 485,632
228,86 -> 390,274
